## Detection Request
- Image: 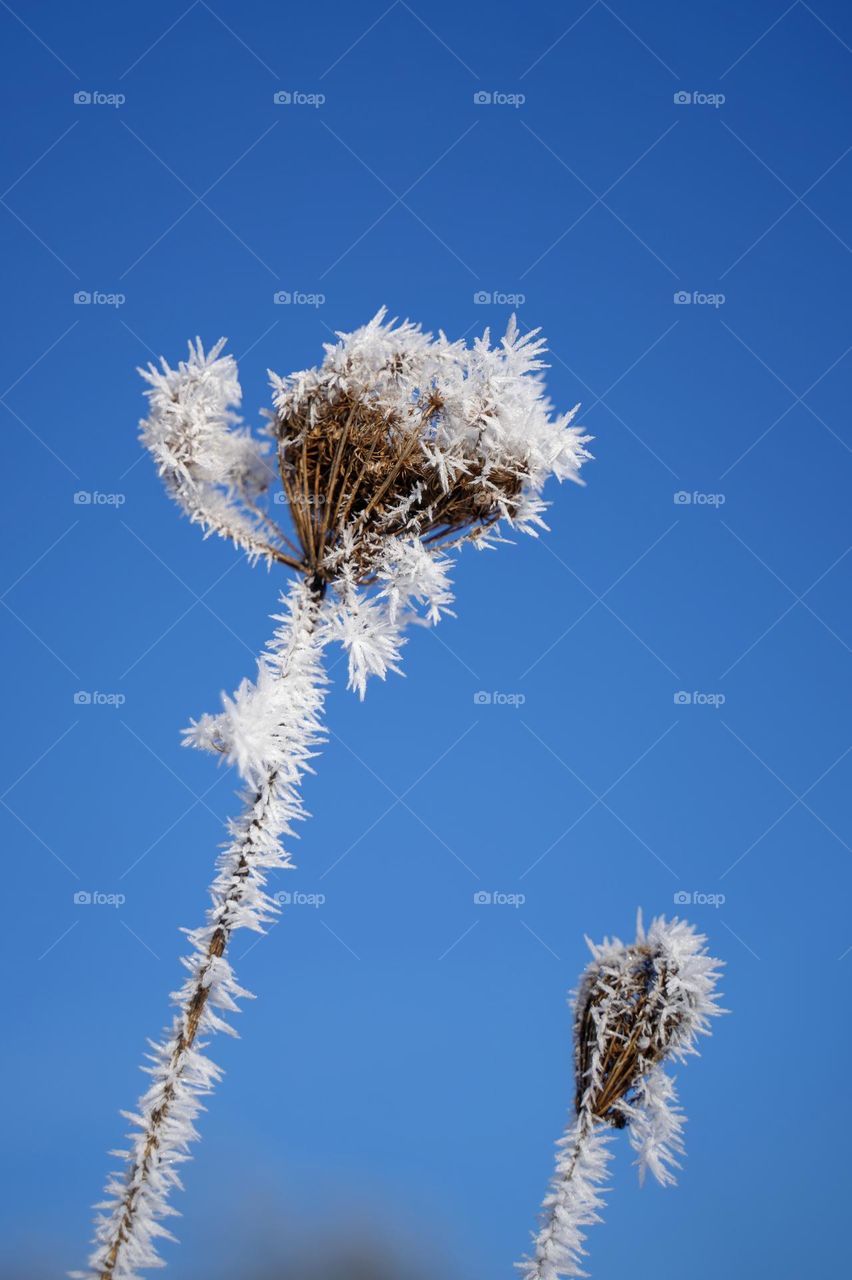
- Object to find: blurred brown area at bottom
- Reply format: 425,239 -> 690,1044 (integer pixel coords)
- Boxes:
1,1237 -> 440,1280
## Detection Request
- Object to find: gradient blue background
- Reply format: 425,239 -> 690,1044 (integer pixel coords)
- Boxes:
2,2 -> 850,1276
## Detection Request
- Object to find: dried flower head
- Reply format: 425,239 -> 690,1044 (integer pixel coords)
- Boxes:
139,310 -> 592,700
519,914 -> 724,1280
269,308 -> 592,583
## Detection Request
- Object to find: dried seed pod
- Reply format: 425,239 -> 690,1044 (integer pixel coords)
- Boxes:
575,937 -> 685,1126
519,914 -> 724,1280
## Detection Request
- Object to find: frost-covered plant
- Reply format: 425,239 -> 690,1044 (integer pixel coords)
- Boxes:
75,310 -> 592,1279
518,913 -> 724,1280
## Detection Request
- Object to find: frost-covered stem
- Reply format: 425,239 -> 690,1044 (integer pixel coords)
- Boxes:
519,1112 -> 611,1280
99,786 -> 274,1277
80,580 -> 328,1280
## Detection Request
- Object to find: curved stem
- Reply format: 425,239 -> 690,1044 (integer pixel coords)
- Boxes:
519,1113 -> 611,1280
78,580 -> 328,1280
98,776 -> 278,1277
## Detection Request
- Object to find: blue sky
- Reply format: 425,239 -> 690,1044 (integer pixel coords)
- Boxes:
1,2 -> 851,1276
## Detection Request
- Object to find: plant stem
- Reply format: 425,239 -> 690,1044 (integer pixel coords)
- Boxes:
98,778 -> 276,1276
519,1113 -> 611,1280
79,580 -> 328,1280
